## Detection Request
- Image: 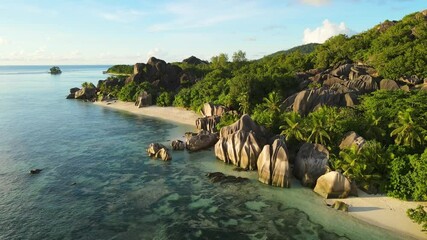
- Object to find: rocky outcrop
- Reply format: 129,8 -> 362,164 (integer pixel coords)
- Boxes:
186,131 -> 218,151
126,57 -> 183,91
288,88 -> 357,116
330,201 -> 349,212
331,64 -> 353,78
200,103 -> 227,117
206,172 -> 248,184
146,143 -> 171,161
183,56 -> 208,65
257,138 -> 291,188
294,143 -> 329,187
135,91 -> 152,108
399,75 -> 422,85
74,87 -> 97,100
379,79 -> 400,90
339,131 -> 366,150
171,140 -> 185,150
66,87 -> 80,99
215,115 -> 268,170
343,75 -> 379,94
314,171 -> 351,198
30,169 -> 42,174
196,116 -> 221,133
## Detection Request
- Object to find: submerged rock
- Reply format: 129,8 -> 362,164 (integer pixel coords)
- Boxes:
257,138 -> 291,188
330,201 -> 349,212
146,143 -> 171,161
30,169 -> 42,174
205,172 -> 248,184
294,143 -> 329,188
314,171 -> 351,199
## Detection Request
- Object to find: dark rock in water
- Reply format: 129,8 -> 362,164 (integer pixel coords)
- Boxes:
186,130 -> 218,151
331,201 -> 349,212
74,87 -> 97,100
30,169 -> 42,174
205,172 -> 248,184
146,143 -> 171,161
232,167 -> 247,172
171,140 -> 185,150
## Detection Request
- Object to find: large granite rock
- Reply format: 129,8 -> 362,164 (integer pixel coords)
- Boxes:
294,143 -> 329,187
196,116 -> 221,133
146,143 -> 171,161
331,64 -> 353,78
257,138 -> 291,188
289,88 -> 356,116
135,91 -> 152,108
74,87 -> 97,100
314,171 -> 351,198
339,131 -> 366,150
399,75 -> 422,85
200,103 -> 227,117
379,79 -> 400,90
186,131 -> 218,151
215,115 -> 268,170
343,75 -> 378,94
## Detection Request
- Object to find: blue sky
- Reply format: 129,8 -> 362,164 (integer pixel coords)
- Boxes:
0,0 -> 425,65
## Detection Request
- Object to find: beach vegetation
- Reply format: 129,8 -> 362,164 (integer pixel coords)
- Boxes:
156,92 -> 174,107
407,205 -> 427,232
106,65 -> 133,75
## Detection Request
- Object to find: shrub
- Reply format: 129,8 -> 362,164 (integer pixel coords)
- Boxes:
156,92 -> 174,107
407,205 -> 427,232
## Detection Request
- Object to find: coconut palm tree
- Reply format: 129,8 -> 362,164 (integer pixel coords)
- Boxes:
280,112 -> 305,141
262,91 -> 281,113
305,113 -> 331,146
389,108 -> 425,148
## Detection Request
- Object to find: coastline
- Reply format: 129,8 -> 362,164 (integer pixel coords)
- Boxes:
93,100 -> 201,127
93,100 -> 426,239
330,191 -> 427,240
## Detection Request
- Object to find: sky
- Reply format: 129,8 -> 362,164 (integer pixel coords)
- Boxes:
0,0 -> 425,65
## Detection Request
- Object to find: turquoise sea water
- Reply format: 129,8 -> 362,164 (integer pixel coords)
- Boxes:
0,66 -> 415,239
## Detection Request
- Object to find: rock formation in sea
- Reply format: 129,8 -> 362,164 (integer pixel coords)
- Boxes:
146,143 -> 172,161
185,130 -> 218,151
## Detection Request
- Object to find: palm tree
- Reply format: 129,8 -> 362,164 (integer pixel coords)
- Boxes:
280,112 -> 305,141
364,113 -> 386,140
389,108 -> 425,148
306,113 -> 331,146
262,91 -> 281,113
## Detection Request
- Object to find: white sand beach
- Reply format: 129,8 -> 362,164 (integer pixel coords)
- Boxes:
94,100 -> 426,239
93,100 -> 201,127
328,190 -> 427,239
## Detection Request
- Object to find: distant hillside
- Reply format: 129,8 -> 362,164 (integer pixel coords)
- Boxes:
267,43 -> 320,58
312,9 -> 427,79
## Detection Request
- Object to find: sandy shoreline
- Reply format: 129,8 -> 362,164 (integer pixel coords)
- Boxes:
93,100 -> 201,127
93,100 -> 426,239
329,191 -> 427,239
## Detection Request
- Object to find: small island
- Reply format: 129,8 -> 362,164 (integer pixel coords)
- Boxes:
49,66 -> 62,75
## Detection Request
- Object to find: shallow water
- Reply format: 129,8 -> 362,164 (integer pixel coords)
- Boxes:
0,66 -> 412,239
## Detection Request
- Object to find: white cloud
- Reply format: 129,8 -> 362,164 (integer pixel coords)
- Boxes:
0,37 -> 9,45
303,19 -> 354,44
147,48 -> 163,59
299,0 -> 331,6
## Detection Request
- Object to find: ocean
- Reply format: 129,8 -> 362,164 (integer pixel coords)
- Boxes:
0,65 -> 408,239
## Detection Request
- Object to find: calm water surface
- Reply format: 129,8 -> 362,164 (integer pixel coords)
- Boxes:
0,65 -> 412,239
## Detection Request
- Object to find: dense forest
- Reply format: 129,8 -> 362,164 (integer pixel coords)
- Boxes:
90,9 -> 427,229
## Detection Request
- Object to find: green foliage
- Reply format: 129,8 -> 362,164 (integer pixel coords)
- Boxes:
156,92 -> 174,107
333,141 -> 388,192
106,65 -> 133,75
232,50 -> 247,63
49,66 -> 62,74
312,11 -> 427,78
117,82 -> 146,102
252,91 -> 282,132
81,82 -> 95,89
280,111 -> 305,142
387,147 -> 427,201
407,205 -> 427,231
389,108 -> 426,148
216,112 -> 240,131
211,53 -> 229,69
